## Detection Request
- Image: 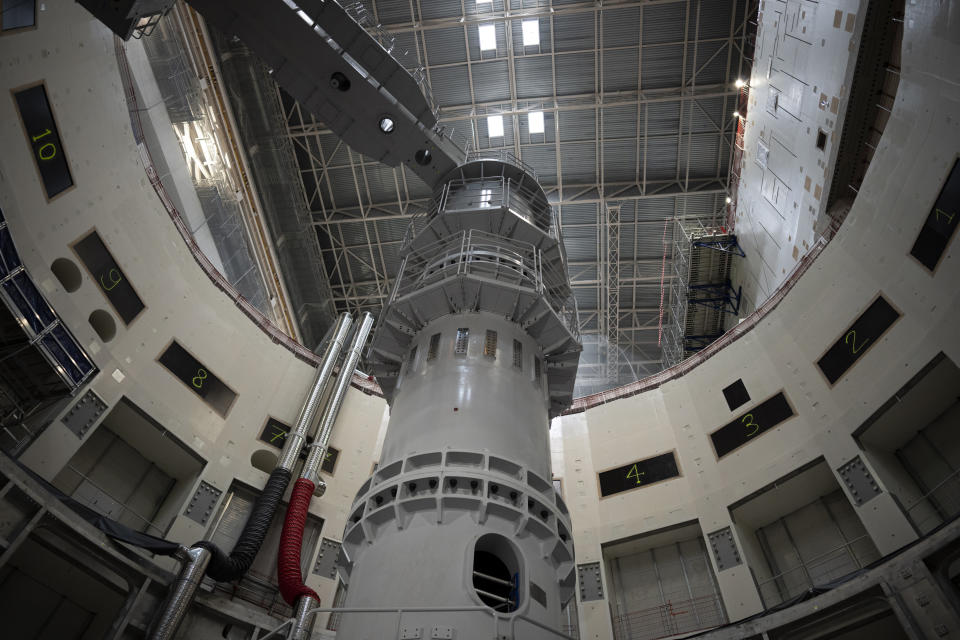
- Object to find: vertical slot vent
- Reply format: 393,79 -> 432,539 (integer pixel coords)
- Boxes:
427,333 -> 441,361
534,358 -> 542,386
406,346 -> 418,373
513,340 -> 523,370
455,328 -> 469,355
484,330 -> 497,358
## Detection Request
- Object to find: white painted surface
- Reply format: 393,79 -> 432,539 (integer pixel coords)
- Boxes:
0,0 -> 958,638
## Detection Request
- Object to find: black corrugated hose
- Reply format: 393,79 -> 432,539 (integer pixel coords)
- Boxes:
194,467 -> 292,582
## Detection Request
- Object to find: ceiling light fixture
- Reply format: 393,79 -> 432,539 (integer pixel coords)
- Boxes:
733,111 -> 741,118
735,78 -> 745,88
725,196 -> 732,204
379,116 -> 396,134
479,24 -> 496,51
522,20 -> 540,46
528,111 -> 545,134
487,115 -> 504,138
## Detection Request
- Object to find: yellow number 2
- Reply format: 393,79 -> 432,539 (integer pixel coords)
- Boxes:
192,368 -> 208,389
845,330 -> 869,355
742,413 -> 760,437
626,464 -> 645,485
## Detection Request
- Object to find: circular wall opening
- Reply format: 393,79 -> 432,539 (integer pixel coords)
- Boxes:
472,533 -> 522,612
414,149 -> 432,166
51,257 -> 82,292
251,449 -> 278,474
88,309 -> 116,342
330,71 -> 351,92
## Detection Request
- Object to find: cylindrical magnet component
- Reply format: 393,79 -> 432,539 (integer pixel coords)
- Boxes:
302,312 -> 375,489
278,312 -> 353,471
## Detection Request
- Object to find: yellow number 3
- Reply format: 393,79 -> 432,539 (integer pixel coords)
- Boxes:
192,368 -> 208,389
742,413 -> 760,437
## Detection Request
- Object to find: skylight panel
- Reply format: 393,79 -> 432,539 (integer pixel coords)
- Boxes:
528,111 -> 544,135
522,20 -> 540,46
479,24 -> 497,51
487,115 -> 504,138
476,0 -> 493,4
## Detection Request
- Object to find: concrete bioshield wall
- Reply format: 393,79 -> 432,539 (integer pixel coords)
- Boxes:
0,0 -> 958,638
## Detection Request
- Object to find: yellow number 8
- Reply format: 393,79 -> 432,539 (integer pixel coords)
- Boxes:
192,368 -> 208,389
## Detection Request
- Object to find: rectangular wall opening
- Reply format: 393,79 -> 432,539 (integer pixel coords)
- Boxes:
602,521 -> 727,640
52,397 -> 205,537
730,459 -> 880,609
205,480 -> 324,616
854,352 -> 960,535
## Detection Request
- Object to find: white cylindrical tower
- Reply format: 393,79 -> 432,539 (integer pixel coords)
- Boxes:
337,156 -> 581,639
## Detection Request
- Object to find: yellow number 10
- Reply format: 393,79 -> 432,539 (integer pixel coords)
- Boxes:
31,129 -> 57,161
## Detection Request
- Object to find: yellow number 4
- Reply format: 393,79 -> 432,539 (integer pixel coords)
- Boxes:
626,464 -> 645,485
935,208 -> 956,225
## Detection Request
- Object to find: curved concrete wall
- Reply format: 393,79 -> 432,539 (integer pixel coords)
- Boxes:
0,2 -> 387,615
552,0 -> 960,635
0,0 -> 958,638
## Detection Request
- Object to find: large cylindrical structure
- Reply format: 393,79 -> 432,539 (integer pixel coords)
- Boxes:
338,156 -> 581,638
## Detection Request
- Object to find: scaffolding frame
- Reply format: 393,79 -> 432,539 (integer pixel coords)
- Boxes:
662,221 -> 744,367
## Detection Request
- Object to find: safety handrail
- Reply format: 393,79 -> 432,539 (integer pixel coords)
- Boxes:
400,176 -> 556,254
754,534 -> 873,595
464,145 -> 539,183
904,466 -> 960,513
256,605 -> 577,640
902,466 -> 960,533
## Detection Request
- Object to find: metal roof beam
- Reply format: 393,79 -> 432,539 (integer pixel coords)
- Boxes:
377,0 -> 692,33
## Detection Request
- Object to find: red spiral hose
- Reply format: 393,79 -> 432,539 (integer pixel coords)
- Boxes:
278,478 -> 320,605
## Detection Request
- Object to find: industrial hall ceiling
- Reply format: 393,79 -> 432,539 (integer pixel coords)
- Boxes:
215,0 -> 754,396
